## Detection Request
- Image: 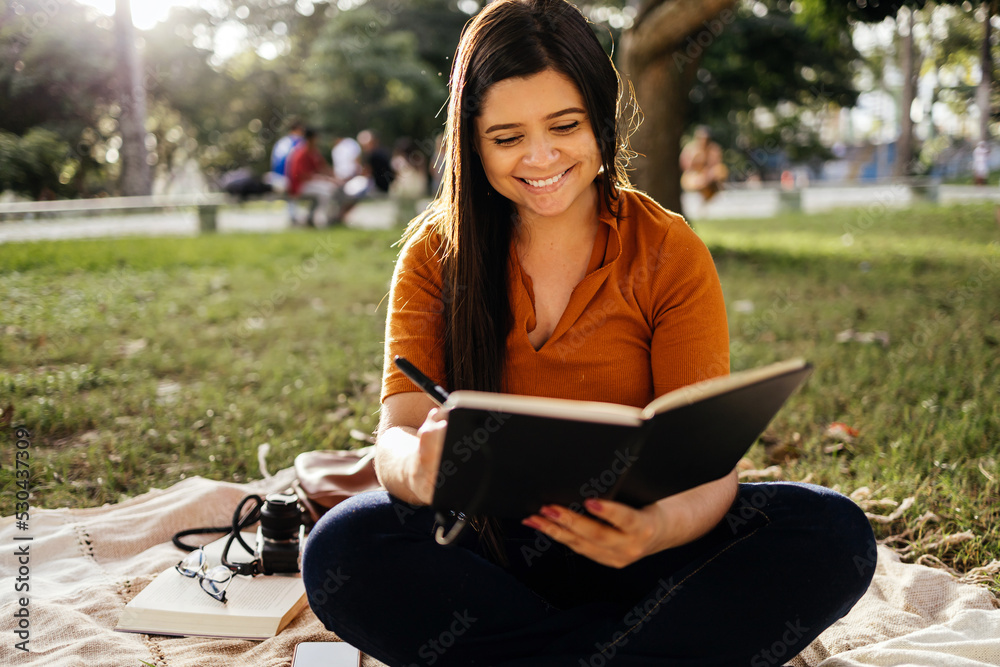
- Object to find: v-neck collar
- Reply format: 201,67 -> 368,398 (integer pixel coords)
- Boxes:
511,199 -> 622,352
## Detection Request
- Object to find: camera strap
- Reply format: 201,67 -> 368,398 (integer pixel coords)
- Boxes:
170,493 -> 266,576
221,494 -> 266,576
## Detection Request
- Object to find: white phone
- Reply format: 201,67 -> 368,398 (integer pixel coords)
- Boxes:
291,642 -> 362,667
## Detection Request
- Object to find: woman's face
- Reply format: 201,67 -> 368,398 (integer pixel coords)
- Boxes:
474,68 -> 602,224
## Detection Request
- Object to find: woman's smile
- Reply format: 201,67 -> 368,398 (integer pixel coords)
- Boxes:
475,69 -> 602,225
518,165 -> 573,191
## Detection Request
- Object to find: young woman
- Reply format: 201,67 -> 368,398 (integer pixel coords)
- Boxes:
302,2 -> 876,665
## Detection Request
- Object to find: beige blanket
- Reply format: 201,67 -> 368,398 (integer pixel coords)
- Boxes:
1,474 -> 996,666
0,471 -> 386,667
790,548 -> 1000,667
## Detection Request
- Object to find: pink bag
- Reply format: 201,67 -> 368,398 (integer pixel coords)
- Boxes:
291,446 -> 381,523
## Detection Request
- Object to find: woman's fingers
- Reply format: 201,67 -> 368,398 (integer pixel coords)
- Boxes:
410,410 -> 448,504
521,500 -> 659,568
584,498 -> 650,537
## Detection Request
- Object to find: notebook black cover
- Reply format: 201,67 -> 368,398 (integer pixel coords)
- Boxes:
431,360 -> 813,518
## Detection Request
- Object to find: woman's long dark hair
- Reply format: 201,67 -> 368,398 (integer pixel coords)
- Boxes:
407,0 -> 633,563
430,0 -> 631,394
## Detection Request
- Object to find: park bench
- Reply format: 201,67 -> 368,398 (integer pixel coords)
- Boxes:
216,172 -> 430,228
0,193 -> 230,232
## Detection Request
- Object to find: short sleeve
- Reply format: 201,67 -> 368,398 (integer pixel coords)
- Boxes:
648,220 -> 729,396
380,224 -> 449,402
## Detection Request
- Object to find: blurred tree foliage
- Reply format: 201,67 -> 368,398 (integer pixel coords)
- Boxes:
1,0 -> 989,200
304,1 -> 458,144
0,0 -> 116,196
921,4 -> 999,135
615,0 -> 861,209
0,2 -> 115,138
687,0 -> 860,181
0,0 -> 466,197
0,128 -> 75,199
140,4 -> 311,184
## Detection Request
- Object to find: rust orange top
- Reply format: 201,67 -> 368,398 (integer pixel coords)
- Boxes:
381,189 -> 729,408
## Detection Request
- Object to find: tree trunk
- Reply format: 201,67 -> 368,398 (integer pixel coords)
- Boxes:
977,0 -> 995,142
624,53 -> 698,215
115,0 -> 152,196
894,8 -> 917,178
620,0 -> 737,216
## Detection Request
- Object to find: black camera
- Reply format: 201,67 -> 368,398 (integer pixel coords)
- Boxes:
255,493 -> 304,575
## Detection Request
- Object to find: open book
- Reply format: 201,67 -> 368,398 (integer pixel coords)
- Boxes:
432,358 -> 813,519
115,532 -> 307,640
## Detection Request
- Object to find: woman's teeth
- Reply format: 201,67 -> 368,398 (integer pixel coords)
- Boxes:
524,169 -> 568,188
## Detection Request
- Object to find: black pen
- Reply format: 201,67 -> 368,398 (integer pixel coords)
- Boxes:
393,356 -> 450,406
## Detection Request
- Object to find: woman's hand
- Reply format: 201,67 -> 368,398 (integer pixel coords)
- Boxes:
522,471 -> 738,568
404,408 -> 448,505
522,498 -> 668,569
376,392 -> 448,506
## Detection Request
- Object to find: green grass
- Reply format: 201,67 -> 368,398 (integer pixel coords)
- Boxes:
1,203 -> 998,591
698,204 -> 999,587
0,228 -> 399,509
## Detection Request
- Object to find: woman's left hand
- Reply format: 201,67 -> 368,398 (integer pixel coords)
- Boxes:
522,498 -> 667,569
523,472 -> 738,569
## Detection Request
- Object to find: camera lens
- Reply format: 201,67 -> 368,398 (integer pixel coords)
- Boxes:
259,493 -> 301,542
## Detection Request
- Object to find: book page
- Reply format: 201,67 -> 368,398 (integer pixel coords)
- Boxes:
445,391 -> 643,425
642,358 -> 808,419
128,568 -> 303,616
217,573 -> 304,615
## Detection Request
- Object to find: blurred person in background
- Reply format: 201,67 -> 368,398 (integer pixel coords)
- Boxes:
389,137 -> 429,199
680,125 -> 728,203
332,135 -> 362,183
268,119 -> 306,222
336,130 -> 399,223
358,129 -> 395,195
287,128 -> 339,227
268,119 -> 305,193
973,141 -> 990,186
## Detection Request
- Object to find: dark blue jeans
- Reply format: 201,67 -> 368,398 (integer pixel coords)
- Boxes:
302,483 -> 876,667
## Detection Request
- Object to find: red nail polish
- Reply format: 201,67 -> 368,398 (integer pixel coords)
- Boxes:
586,499 -> 603,512
522,517 -> 542,530
540,506 -> 560,520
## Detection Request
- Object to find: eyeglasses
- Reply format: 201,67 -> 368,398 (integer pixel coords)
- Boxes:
175,549 -> 234,603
